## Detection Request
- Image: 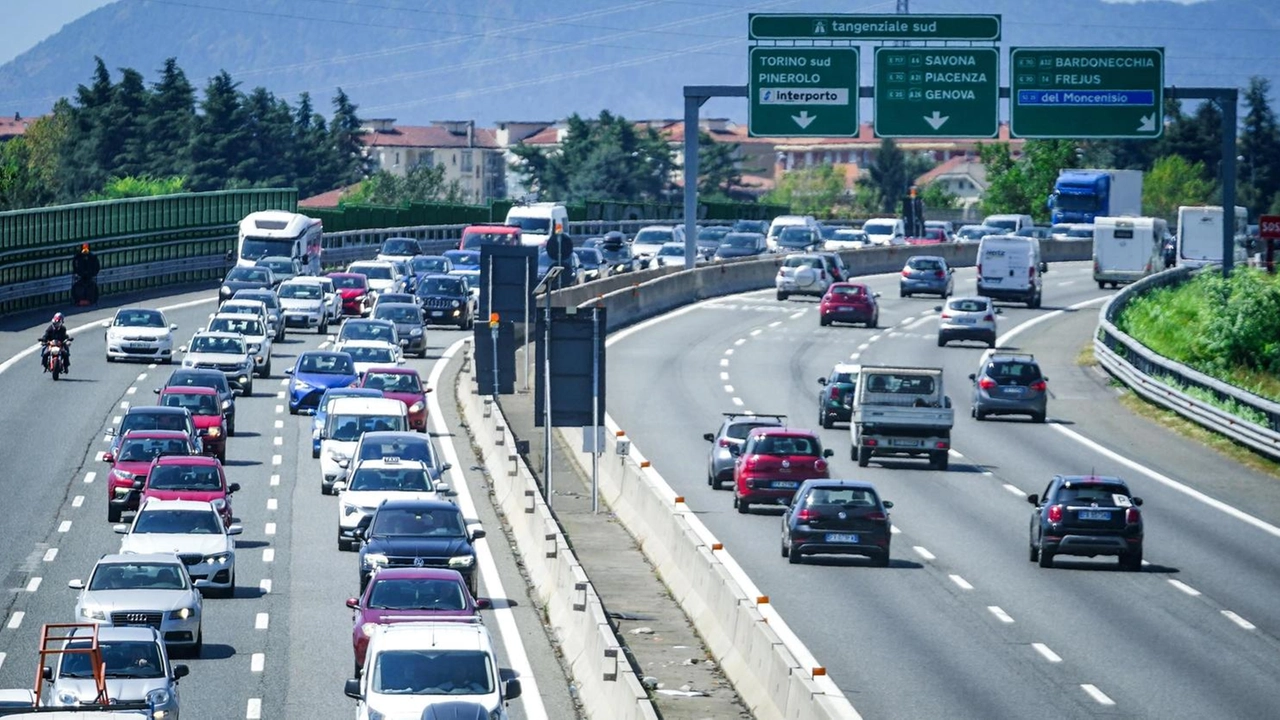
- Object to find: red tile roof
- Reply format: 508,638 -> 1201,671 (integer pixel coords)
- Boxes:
299,185 -> 357,208
362,124 -> 500,150
773,123 -> 1022,149
0,115 -> 36,140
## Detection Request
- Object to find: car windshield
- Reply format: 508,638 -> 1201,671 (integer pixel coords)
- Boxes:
279,283 -> 322,299
331,275 -> 367,290
358,439 -> 433,464
351,265 -> 393,280
778,228 -> 816,245
372,507 -> 466,537
600,247 -> 631,261
60,641 -> 165,679
947,299 -> 989,313
444,251 -> 480,268
372,649 -> 494,696
120,413 -> 189,435
958,226 -> 990,240
377,294 -> 415,306
349,467 -> 432,492
347,346 -> 395,363
783,256 -> 823,269
863,221 -> 896,235
147,464 -> 222,491
114,310 -> 165,328
986,361 -> 1043,384
161,392 -> 219,416
725,422 -> 778,441
720,234 -> 760,249
412,257 -> 450,274
298,353 -> 355,375
733,220 -> 767,233
907,258 -> 943,271
240,237 -> 292,260
363,372 -> 422,393
190,336 -> 245,354
803,487 -> 878,507
461,231 -> 517,249
258,260 -> 293,274
507,216 -> 550,233
634,228 -> 673,245
418,277 -> 464,295
1058,484 -> 1131,505
376,307 -> 422,324
88,562 -> 187,591
165,373 -> 224,394
830,285 -> 866,297
698,227 -> 731,241
227,267 -> 270,283
657,245 -> 684,257
831,372 -> 857,385
573,249 -> 603,266
133,509 -> 224,535
368,578 -> 467,610
751,435 -> 820,456
330,414 -> 405,440
118,438 -> 191,462
381,239 -> 418,255
341,323 -> 395,343
208,317 -> 264,337
235,292 -> 279,310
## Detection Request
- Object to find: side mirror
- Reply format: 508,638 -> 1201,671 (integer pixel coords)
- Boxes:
817,377 -> 828,386
283,368 -> 293,375
822,448 -> 834,458
1042,376 -> 1049,382
343,678 -> 362,700
102,453 -> 114,463
172,665 -> 190,680
703,432 -> 715,442
351,527 -> 365,539
101,320 -> 111,329
153,388 -> 162,395
882,500 -> 894,509
441,463 -> 453,472
68,579 -> 85,590
42,666 -> 53,681
333,481 -> 347,493
179,346 -> 187,353
476,598 -> 492,610
1027,494 -> 1039,506
170,323 -> 178,331
471,528 -> 487,541
113,524 -> 129,534
228,525 -> 244,536
1132,497 -> 1144,506
228,483 -> 241,494
435,482 -> 453,495
326,335 -> 336,342
873,292 -> 882,298
503,678 -> 523,701
105,428 -> 116,437
1039,262 -> 1048,273
968,374 -> 976,382
132,480 -> 144,489
933,306 -> 943,312
345,598 -> 359,610
425,388 -> 434,394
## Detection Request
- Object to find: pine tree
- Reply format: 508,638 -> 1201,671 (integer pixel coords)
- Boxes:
188,71 -> 248,191
869,139 -> 907,214
290,92 -> 331,197
239,86 -> 295,186
327,88 -> 368,188
103,67 -> 150,181
1157,99 -> 1224,185
146,58 -> 195,180
58,57 -> 115,200
1239,76 -> 1280,218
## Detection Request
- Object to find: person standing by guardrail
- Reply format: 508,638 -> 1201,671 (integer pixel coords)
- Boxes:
71,243 -> 101,305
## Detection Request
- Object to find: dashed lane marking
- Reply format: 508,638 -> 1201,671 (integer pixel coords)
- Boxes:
913,546 -> 935,561
1169,579 -> 1201,597
112,416 -> 121,425
275,391 -> 285,399
723,348 -> 734,356
949,574 -> 973,590
750,329 -> 762,336
734,338 -> 746,346
259,579 -> 272,594
275,405 -> 283,414
1081,684 -> 1116,706
1032,643 -> 1062,663
72,496 -> 84,508
255,613 -> 269,630
119,402 -> 129,409
251,653 -> 265,672
25,577 -> 41,593
719,372 -> 729,381
136,373 -> 147,381
732,397 -> 744,407
43,549 -> 57,562
789,311 -> 805,320
274,420 -> 283,429
57,521 -> 71,533
1222,611 -> 1256,630
126,387 -> 137,395
6,612 -> 23,629
279,378 -> 289,386
0,653 -> 5,671
262,549 -> 274,563
246,698 -> 262,720
889,526 -> 901,535
849,353 -> 860,360
857,343 -> 869,351
768,321 -> 782,328
719,359 -> 729,367
265,523 -> 276,536
273,437 -> 283,446
271,455 -> 282,466
868,334 -> 882,342
724,385 -> 734,394
269,475 -> 280,487
267,499 -> 278,511
84,472 -> 95,484
988,606 -> 1015,623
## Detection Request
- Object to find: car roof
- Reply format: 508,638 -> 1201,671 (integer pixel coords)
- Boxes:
364,366 -> 418,376
210,313 -> 264,324
345,319 -> 395,327
301,350 -> 354,360
907,254 -> 946,261
350,261 -> 395,268
99,552 -> 183,564
330,397 -> 408,413
121,429 -> 191,439
367,567 -> 467,582
153,454 -> 219,467
980,349 -> 1037,363
160,385 -> 217,395
372,621 -> 490,651
352,457 -> 430,471
359,430 -> 429,443
800,478 -> 878,491
948,296 -> 991,304
378,497 -> 458,512
139,498 -> 217,512
124,406 -> 188,416
328,271 -> 365,278
233,289 -> 273,297
1057,475 -> 1129,488
192,331 -> 247,341
66,625 -> 160,642
830,363 -> 861,374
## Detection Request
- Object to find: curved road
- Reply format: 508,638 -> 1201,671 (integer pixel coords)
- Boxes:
0,289 -> 576,720
607,261 -> 1280,719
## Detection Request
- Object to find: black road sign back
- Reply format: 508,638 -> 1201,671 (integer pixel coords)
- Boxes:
474,321 -> 516,395
478,245 -> 538,321
534,307 -> 606,427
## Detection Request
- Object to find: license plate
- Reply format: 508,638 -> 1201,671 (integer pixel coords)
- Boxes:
1079,510 -> 1111,521
1002,387 -> 1025,396
955,318 -> 976,324
431,311 -> 444,317
773,481 -> 798,489
825,533 -> 859,543
125,342 -> 151,349
890,439 -> 920,447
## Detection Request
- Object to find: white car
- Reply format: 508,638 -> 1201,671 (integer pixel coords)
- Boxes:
334,339 -> 404,376
69,553 -> 203,656
347,261 -> 404,297
180,331 -> 255,396
775,254 -> 838,300
318,397 -> 411,495
104,308 -> 178,364
205,312 -> 273,377
653,241 -> 706,268
277,278 -> 331,334
116,499 -> 242,597
305,276 -> 344,323
631,225 -> 676,258
333,457 -> 451,551
216,299 -> 272,337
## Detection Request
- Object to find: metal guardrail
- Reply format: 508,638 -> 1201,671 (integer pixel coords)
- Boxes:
1094,266 -> 1280,460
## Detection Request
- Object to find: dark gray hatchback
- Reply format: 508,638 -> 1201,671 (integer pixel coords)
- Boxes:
781,479 -> 893,566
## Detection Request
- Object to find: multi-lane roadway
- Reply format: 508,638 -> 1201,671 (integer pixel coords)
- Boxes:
607,261 -> 1280,719
0,289 -> 576,720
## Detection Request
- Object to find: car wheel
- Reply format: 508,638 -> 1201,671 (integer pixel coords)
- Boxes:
933,452 -> 949,471
318,320 -> 328,335
819,316 -> 830,327
975,409 -> 987,421
217,450 -> 226,463
857,447 -> 871,468
105,354 -> 115,363
735,496 -> 749,514
780,537 -> 789,558
289,405 -> 299,415
787,545 -> 802,564
937,334 -> 948,347
108,506 -> 121,524
321,481 -> 333,496
866,314 -> 877,329
227,416 -> 236,436
987,335 -> 997,348
1097,281 -> 1107,290
900,289 -> 909,298
1121,549 -> 1143,571
1032,412 -> 1046,424
192,629 -> 203,658
1038,549 -> 1054,568
1028,542 -> 1039,562
821,413 -> 833,430
338,538 -> 350,552
874,550 -> 890,568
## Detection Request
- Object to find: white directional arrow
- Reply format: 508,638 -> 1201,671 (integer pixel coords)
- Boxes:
792,111 -> 816,129
1137,113 -> 1157,133
923,111 -> 950,130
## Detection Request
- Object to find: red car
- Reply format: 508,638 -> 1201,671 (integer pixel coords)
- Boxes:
731,427 -> 832,514
819,283 -> 880,328
140,455 -> 239,528
459,225 -> 521,250
103,430 -> 198,523
158,386 -> 227,461
905,227 -> 948,245
345,568 -> 488,674
359,367 -> 430,432
328,272 -> 372,317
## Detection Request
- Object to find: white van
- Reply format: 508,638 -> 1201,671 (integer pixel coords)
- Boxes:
1093,216 -> 1167,289
1176,205 -> 1248,269
237,210 -> 323,275
318,396 -> 409,494
345,622 -> 522,720
981,214 -> 1036,235
976,234 -> 1046,308
505,202 -> 568,247
767,215 -> 819,250
861,217 -> 906,246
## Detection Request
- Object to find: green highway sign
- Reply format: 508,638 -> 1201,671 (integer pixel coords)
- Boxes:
748,47 -> 859,137
874,48 -> 999,138
749,13 -> 1000,41
1010,47 -> 1164,139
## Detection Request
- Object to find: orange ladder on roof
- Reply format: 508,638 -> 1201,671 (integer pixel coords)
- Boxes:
34,623 -> 110,706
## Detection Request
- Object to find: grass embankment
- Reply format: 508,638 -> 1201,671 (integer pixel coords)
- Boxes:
1116,268 -> 1280,404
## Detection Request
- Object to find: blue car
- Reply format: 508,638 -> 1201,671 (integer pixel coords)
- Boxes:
311,387 -> 384,458
408,255 -> 453,292
443,249 -> 481,286
285,351 -> 358,414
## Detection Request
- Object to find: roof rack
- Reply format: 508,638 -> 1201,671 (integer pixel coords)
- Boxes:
34,624 -> 110,707
722,412 -> 786,419
985,349 -> 1036,360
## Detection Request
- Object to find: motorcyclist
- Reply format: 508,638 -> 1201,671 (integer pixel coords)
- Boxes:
40,312 -> 71,371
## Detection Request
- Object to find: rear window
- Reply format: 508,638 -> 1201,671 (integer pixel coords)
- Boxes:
947,299 -> 989,313
863,374 -> 935,395
986,361 -> 1042,383
908,258 -> 943,271
1057,484 -> 1130,505
803,487 -> 878,506
830,285 -> 865,297
751,435 -> 820,456
725,422 -> 778,441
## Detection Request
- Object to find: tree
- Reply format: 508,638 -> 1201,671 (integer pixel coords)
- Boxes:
1144,155 -> 1215,221
145,58 -> 195,180
868,139 -> 907,214
103,68 -> 150,180
1158,99 -> 1223,184
239,87 -> 295,187
344,163 -> 464,206
697,132 -> 742,200
290,92 -> 332,198
1239,76 -> 1280,218
187,71 -> 248,191
327,88 -> 368,188
85,175 -> 186,201
979,140 -> 1079,222
919,181 -> 959,212
763,165 -> 844,217
58,57 -> 115,200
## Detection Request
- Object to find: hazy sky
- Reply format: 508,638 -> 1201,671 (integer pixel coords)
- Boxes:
0,0 -> 117,66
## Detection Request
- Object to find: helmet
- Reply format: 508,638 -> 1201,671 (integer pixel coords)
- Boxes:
80,243 -> 90,253
52,312 -> 64,328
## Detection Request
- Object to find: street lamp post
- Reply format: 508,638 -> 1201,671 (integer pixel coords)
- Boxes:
532,266 -> 562,506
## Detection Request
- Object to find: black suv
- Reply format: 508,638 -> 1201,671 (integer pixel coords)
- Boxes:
356,499 -> 485,594
816,364 -> 860,429
702,412 -> 785,489
1028,475 -> 1144,570
158,368 -> 236,435
415,273 -> 475,330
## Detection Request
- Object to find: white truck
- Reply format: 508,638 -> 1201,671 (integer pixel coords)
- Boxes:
1176,205 -> 1249,269
851,366 -> 954,471
1093,216 -> 1168,289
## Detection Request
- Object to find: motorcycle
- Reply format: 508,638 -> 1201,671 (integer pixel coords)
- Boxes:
40,337 -> 71,380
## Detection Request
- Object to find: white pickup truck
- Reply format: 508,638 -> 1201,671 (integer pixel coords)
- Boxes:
851,366 -> 954,470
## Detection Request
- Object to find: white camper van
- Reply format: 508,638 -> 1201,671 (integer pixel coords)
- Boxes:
237,211 -> 323,275
976,234 -> 1046,308
1093,216 -> 1167,289
505,202 -> 568,247
1176,206 -> 1248,269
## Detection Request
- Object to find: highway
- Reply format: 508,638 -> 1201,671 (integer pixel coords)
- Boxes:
606,261 -> 1280,719
0,289 -> 576,720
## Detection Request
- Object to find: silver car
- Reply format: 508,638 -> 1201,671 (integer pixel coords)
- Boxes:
117,499 -> 242,598
180,331 -> 255,396
231,289 -> 285,341
43,625 -> 188,718
702,413 -> 785,489
70,553 -> 204,656
775,254 -> 837,300
277,278 -> 330,334
206,313 -> 273,378
899,255 -> 955,298
935,296 -> 1000,348
970,350 -> 1049,423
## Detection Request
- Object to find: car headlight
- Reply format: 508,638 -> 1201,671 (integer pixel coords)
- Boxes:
169,607 -> 196,620
110,468 -> 136,481
361,622 -> 380,637
451,300 -> 460,308
220,286 -> 232,296
80,606 -> 106,621
56,689 -> 80,706
205,552 -> 230,565
363,553 -> 389,568
367,709 -> 386,720
293,379 -> 313,391
206,427 -> 222,438
113,486 -> 133,498
221,399 -> 232,410
449,554 -> 476,568
410,328 -> 422,336
210,498 -> 227,512
408,401 -> 424,413
146,687 -> 173,708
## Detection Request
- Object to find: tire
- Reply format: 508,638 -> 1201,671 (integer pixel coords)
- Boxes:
987,334 -> 997,349
780,538 -> 789,558
1121,549 -> 1143,571
975,408 -> 987,421
866,314 -> 877,329
1097,281 -> 1107,290
735,496 -> 749,514
191,629 -> 203,658
51,366 -> 60,381
322,481 -> 333,496
318,319 -> 328,335
776,291 -> 788,301
1038,549 -> 1054,568
108,506 -> 121,524
850,445 -> 858,461
244,381 -> 254,397
1029,543 -> 1039,562
900,290 -> 909,298
857,447 -> 871,468
227,415 -> 236,437
217,450 -> 226,463
1032,412 -> 1046,424
874,550 -> 890,568
819,316 -> 830,327
821,413 -> 833,430
338,538 -> 350,552
261,359 -> 271,378
289,405 -> 299,416
312,446 -> 320,460
937,334 -> 948,347
788,546 -> 802,564
933,452 -> 949,471
105,354 -> 115,363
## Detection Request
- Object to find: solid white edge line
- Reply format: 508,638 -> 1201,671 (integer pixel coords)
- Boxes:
1080,684 -> 1116,706
1168,579 -> 1201,597
1031,642 -> 1062,663
1222,610 -> 1256,630
987,606 -> 1015,623
912,546 -> 935,561
428,338 -> 548,720
0,653 -> 5,671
